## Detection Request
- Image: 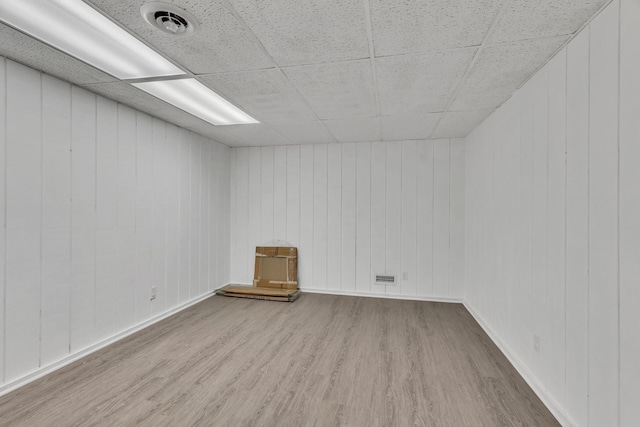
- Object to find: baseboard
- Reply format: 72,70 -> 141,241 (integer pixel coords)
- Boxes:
302,287 -> 462,303
0,291 -> 216,398
462,301 -> 577,427
224,283 -> 462,303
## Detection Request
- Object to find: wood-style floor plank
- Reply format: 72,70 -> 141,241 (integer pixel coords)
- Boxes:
0,294 -> 559,426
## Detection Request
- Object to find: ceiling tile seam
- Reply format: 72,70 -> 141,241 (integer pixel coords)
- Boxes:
217,0 -> 337,143
222,0 -> 337,141
371,46 -> 481,61
428,0 -> 513,139
362,0 -> 382,141
487,0 -> 615,113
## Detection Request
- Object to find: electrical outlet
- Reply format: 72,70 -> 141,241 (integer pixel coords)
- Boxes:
402,272 -> 408,281
534,335 -> 540,353
150,286 -> 157,301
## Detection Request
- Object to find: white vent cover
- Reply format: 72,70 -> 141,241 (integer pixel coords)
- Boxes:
140,2 -> 199,37
375,274 -> 396,285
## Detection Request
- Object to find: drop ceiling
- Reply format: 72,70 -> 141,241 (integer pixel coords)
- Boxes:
0,0 -> 610,147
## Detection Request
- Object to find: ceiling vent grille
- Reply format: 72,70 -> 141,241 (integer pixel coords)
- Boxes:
141,2 -> 199,37
375,275 -> 396,285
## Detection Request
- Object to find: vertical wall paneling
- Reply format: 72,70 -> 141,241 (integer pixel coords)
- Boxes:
401,141 -> 417,296
220,144 -> 231,285
209,142 -> 220,290
588,3 -> 620,425
95,97 -> 118,339
370,141 -> 386,294
531,67 -> 549,380
0,59 -> 5,382
326,144 -> 342,291
312,144 -> 328,289
151,118 -> 167,315
273,146 -> 287,241
501,96 -> 521,350
433,140 -> 450,297
248,147 -> 261,281
517,81 -> 534,367
70,87 -> 96,353
619,0 -> 640,424
200,140 -> 210,292
226,148 -> 234,282
134,113 -> 153,322
285,146 -> 300,247
178,130 -> 191,303
0,57 -> 231,391
385,142 -> 402,294
355,143 -> 371,294
564,29 -> 590,427
298,145 -> 314,287
116,105 -> 136,330
260,146 -> 274,244
189,137 -> 201,298
164,124 -> 181,308
5,61 -> 42,379
546,50 -> 567,407
463,2 -> 632,424
416,141 -> 434,297
341,143 -> 357,293
233,147 -> 249,283
449,139 -> 465,298
41,75 -> 71,365
230,140 -> 465,296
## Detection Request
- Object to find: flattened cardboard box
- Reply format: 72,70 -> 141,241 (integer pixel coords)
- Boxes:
253,246 -> 298,289
216,285 -> 300,302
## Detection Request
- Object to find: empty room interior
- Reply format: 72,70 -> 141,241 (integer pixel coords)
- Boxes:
0,0 -> 638,425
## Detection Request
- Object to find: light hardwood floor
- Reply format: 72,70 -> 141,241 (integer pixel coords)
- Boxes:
0,294 -> 559,426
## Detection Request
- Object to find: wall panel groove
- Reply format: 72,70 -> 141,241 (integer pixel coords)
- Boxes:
0,56 -> 230,391
230,140 -> 464,297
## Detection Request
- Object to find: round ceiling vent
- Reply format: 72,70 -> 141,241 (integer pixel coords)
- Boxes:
140,2 -> 199,37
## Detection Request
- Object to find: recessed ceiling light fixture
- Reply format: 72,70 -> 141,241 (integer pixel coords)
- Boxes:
0,0 -> 184,80
133,79 -> 259,125
140,2 -> 199,37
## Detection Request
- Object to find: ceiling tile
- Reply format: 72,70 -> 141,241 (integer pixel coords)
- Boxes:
380,113 -> 441,141
227,0 -> 369,66
283,60 -> 377,120
369,0 -> 504,57
199,69 -> 317,124
0,24 -> 116,85
489,0 -> 609,44
283,60 -> 378,119
431,109 -> 493,138
323,117 -> 381,143
376,49 -> 476,115
450,36 -> 569,111
88,0 -> 273,74
270,121 -> 337,145
219,123 -> 292,147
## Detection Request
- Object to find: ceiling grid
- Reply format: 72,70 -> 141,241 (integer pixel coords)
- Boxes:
0,0 -> 613,146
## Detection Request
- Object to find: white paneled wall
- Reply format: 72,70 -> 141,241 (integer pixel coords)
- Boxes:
230,140 -> 465,299
0,57 -> 231,389
464,1 -> 639,425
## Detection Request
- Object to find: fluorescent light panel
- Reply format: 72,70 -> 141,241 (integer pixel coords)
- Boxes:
134,79 -> 258,125
0,0 -> 184,79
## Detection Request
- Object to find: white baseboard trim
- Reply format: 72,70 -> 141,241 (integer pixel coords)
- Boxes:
0,291 -> 216,398
223,283 -> 462,303
297,286 -> 461,303
462,301 -> 577,427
